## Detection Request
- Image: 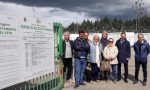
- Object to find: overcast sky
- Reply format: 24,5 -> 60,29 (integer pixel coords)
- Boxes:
0,0 -> 150,27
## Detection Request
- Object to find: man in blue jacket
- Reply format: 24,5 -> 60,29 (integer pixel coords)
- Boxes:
133,33 -> 150,86
73,31 -> 90,88
116,32 -> 131,83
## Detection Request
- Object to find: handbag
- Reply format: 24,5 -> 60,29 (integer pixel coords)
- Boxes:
100,60 -> 111,72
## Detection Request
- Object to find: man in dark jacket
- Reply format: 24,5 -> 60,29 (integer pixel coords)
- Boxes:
73,31 -> 90,88
63,31 -> 74,82
115,32 -> 131,83
133,33 -> 150,86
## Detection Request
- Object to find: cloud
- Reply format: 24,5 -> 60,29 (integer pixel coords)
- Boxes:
0,2 -> 95,27
0,0 -> 137,18
0,0 -> 149,27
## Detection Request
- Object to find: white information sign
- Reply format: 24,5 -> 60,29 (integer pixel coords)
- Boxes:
0,14 -> 55,89
0,14 -> 20,89
19,17 -> 55,81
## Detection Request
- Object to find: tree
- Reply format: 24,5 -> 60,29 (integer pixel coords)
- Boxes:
64,16 -> 150,33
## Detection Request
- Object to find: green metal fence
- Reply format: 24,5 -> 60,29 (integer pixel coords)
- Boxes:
2,23 -> 64,90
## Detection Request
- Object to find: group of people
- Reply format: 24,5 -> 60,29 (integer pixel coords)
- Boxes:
62,31 -> 150,89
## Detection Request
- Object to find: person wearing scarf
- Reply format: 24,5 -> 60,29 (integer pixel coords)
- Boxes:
100,31 -> 109,50
100,31 -> 109,80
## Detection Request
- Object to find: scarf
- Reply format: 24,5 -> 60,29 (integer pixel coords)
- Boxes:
101,38 -> 109,49
94,42 -> 100,67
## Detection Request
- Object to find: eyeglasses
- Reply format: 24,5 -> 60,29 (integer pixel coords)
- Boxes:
109,41 -> 113,43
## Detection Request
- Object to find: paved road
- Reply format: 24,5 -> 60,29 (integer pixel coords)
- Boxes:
62,49 -> 150,90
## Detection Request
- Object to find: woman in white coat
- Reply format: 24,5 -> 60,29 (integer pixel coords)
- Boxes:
103,38 -> 118,81
88,34 -> 103,82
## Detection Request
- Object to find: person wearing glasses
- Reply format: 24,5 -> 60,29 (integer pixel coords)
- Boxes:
103,38 -> 118,82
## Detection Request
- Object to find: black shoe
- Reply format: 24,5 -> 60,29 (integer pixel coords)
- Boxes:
113,80 -> 117,84
80,82 -> 86,85
124,79 -> 128,83
74,84 -> 79,88
104,77 -> 107,81
133,80 -> 138,84
142,81 -> 146,86
117,79 -> 121,81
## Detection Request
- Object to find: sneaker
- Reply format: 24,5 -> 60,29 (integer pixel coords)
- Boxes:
64,82 -> 70,87
80,82 -> 86,85
142,81 -> 146,86
66,80 -> 70,83
133,80 -> 138,84
67,79 -> 74,83
74,84 -> 79,88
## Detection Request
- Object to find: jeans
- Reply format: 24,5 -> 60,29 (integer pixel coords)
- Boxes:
74,58 -> 87,85
111,64 -> 117,80
135,60 -> 147,82
104,64 -> 117,81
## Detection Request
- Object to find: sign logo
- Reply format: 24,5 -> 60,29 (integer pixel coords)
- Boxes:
36,18 -> 41,23
24,17 -> 27,22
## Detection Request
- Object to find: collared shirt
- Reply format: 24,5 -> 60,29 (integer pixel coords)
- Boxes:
65,41 -> 72,58
120,39 -> 125,44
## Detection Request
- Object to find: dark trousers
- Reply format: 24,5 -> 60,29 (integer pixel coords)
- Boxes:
84,69 -> 92,82
135,60 -> 147,82
63,58 -> 73,80
90,63 -> 99,81
118,61 -> 128,80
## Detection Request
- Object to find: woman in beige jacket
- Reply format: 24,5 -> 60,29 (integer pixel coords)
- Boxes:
103,38 -> 118,81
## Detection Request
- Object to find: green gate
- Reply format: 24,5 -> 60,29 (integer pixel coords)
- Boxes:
2,23 -> 64,90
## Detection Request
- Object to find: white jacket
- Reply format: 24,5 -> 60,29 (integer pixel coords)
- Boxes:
103,45 -> 118,64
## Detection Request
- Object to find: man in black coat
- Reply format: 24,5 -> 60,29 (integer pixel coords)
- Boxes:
62,31 -> 74,82
115,32 -> 131,83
